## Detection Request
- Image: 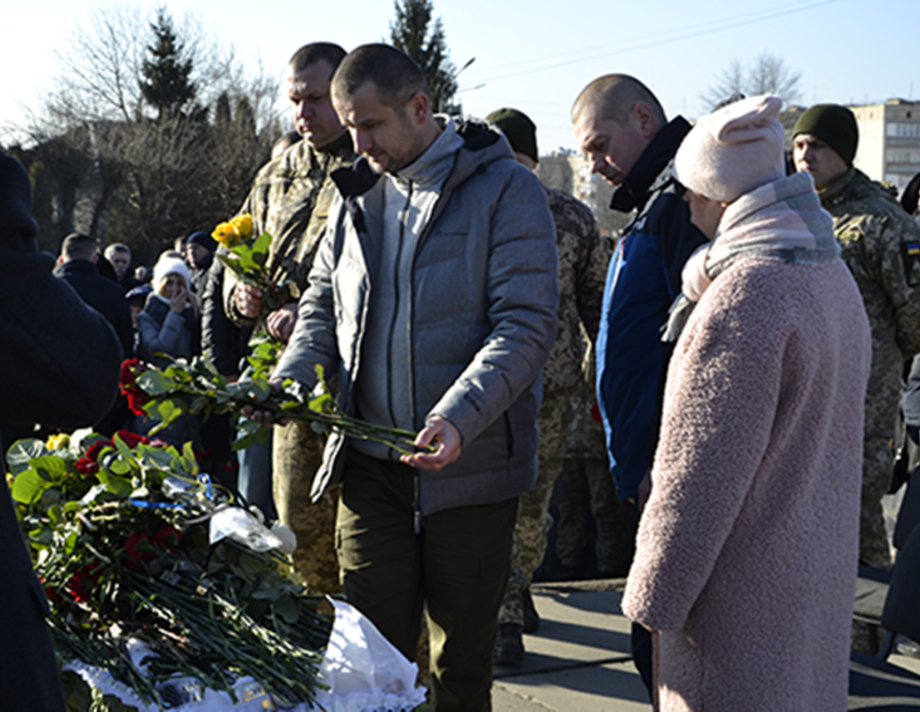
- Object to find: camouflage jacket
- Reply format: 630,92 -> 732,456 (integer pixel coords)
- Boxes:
224,132 -> 355,324
543,186 -> 608,394
819,167 -> 920,361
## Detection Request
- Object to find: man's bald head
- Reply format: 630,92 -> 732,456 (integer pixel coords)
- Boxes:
571,74 -> 666,127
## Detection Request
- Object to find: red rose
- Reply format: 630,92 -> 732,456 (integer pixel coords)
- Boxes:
115,430 -> 148,449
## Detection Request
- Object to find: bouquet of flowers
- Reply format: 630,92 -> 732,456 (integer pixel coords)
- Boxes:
212,213 -> 291,315
121,357 -> 430,455
7,429 -> 332,710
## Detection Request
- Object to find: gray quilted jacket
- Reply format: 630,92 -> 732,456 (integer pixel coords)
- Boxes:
273,118 -> 558,515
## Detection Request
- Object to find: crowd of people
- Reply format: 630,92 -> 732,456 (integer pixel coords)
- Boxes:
4,36 -> 920,712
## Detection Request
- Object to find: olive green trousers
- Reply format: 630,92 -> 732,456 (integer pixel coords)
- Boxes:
336,450 -> 516,711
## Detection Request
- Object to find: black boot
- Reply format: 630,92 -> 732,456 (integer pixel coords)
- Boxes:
522,587 -> 540,634
494,622 -> 524,666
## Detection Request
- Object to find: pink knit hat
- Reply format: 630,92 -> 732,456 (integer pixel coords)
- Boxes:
674,94 -> 786,203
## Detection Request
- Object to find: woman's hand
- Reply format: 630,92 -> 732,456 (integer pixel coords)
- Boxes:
169,284 -> 187,313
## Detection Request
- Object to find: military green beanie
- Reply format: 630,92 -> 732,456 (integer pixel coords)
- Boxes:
793,104 -> 859,165
486,108 -> 538,163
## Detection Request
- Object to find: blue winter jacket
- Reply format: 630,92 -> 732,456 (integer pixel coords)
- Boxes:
596,117 -> 707,501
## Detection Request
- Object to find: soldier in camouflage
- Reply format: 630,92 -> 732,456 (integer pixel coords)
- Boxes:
554,340 -> 633,580
225,43 -> 355,594
486,109 -> 608,666
794,104 -> 920,573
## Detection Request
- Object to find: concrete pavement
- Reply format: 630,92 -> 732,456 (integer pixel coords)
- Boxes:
492,579 -> 920,711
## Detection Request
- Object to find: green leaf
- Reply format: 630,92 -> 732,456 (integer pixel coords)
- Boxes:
28,455 -> 70,483
108,459 -> 133,476
5,439 -> 47,475
137,369 -> 176,396
217,255 -> 250,282
181,442 -> 198,475
137,444 -> 175,471
64,529 -> 80,556
96,469 -> 133,498
12,469 -> 52,504
275,593 -> 300,624
308,393 -> 334,414
251,232 -> 272,267
154,398 -> 185,427
112,433 -> 139,465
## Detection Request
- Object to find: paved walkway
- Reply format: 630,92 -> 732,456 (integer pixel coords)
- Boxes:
491,579 -> 920,711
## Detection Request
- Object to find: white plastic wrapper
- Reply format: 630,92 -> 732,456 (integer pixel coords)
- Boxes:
314,598 -> 427,712
63,603 -> 427,712
208,505 -> 284,552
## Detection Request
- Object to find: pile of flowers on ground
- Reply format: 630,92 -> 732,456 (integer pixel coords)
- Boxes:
7,429 -> 332,710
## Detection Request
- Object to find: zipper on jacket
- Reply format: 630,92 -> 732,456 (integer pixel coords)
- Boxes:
413,471 -> 422,535
387,180 -> 413,429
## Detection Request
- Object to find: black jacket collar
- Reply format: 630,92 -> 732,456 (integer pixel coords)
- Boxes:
330,117 -> 502,200
610,116 -> 692,213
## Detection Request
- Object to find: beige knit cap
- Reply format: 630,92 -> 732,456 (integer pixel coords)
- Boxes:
674,94 -> 786,203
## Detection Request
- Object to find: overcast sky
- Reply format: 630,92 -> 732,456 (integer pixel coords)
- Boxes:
4,0 -> 918,152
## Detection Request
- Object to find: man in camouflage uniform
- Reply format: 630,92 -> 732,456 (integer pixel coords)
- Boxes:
486,109 -> 607,666
794,104 -> 920,572
225,43 -> 355,593
554,339 -> 633,580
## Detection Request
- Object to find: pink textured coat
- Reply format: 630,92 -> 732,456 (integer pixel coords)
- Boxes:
622,256 -> 871,711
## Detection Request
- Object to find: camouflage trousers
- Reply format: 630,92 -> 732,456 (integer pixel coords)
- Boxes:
859,359 -> 901,571
554,455 -> 633,578
272,420 -> 340,594
498,391 -> 571,626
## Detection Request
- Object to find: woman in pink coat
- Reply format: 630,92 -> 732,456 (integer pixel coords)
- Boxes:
621,95 -> 872,711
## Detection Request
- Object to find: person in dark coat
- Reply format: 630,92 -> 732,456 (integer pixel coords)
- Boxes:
0,150 -> 123,711
55,232 -> 134,357
184,230 -> 216,295
104,242 -> 141,293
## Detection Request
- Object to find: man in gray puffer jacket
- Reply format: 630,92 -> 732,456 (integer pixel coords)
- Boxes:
265,44 -> 558,711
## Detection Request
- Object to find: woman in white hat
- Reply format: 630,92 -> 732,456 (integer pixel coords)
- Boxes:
136,256 -> 199,368
621,95 -> 871,711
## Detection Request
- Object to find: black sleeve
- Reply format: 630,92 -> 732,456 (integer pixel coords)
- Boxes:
200,259 -> 241,376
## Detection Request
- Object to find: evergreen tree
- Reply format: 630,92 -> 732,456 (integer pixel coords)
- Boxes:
389,0 -> 460,114
139,11 -> 196,120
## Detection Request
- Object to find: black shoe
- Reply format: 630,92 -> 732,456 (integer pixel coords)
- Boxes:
522,588 -> 540,634
494,622 -> 524,666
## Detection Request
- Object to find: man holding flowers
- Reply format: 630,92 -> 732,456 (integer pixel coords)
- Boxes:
222,42 -> 355,594
252,44 -> 558,710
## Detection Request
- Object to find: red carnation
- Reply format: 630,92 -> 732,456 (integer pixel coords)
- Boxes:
153,525 -> 182,548
123,533 -> 155,571
125,390 -> 149,416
